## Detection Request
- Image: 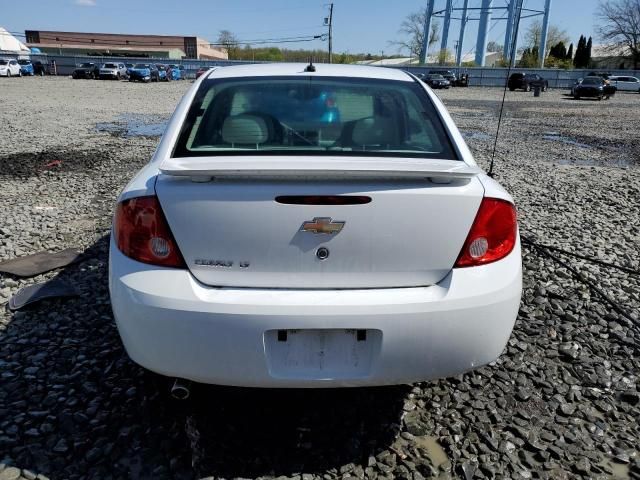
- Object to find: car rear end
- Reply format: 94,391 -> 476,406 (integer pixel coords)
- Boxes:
109,65 -> 522,387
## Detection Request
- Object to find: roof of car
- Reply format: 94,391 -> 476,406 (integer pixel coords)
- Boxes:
206,63 -> 413,82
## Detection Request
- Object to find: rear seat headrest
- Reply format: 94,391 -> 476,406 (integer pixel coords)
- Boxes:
351,116 -> 397,146
221,114 -> 269,145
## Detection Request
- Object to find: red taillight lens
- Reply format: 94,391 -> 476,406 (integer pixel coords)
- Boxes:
114,196 -> 186,268
454,197 -> 517,268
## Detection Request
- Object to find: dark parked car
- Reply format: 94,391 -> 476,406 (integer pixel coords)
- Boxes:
423,73 -> 450,89
572,76 -> 616,100
32,61 -> 47,76
428,69 -> 457,85
128,63 -> 159,82
72,62 -> 100,79
508,73 -> 548,91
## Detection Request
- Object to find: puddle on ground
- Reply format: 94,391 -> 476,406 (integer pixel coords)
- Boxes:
461,130 -> 492,141
96,113 -> 168,138
412,435 -> 448,467
542,131 -> 592,149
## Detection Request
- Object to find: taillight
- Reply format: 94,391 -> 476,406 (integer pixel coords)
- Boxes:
454,197 -> 517,268
114,196 -> 186,268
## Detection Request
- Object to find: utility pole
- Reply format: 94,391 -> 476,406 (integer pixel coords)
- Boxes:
328,3 -> 334,63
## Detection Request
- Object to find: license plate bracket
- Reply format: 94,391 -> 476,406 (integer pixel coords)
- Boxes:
264,328 -> 381,380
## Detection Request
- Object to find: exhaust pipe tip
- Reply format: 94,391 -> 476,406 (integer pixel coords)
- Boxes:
171,378 -> 191,400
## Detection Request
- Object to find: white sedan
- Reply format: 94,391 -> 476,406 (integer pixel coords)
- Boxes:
0,58 -> 22,77
608,75 -> 640,92
109,63 -> 522,388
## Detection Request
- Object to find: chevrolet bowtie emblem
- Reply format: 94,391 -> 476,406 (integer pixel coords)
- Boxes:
300,217 -> 345,234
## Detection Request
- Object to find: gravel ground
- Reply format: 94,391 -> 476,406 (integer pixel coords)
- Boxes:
0,76 -> 639,480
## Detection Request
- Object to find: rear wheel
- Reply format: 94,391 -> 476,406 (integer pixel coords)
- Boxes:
573,93 -> 580,99
7,71 -> 11,78
18,70 -> 22,77
524,84 -> 530,92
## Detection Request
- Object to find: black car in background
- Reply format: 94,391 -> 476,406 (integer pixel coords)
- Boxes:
72,62 -> 100,79
572,76 -> 616,100
508,73 -> 549,91
32,61 -> 47,76
428,69 -> 457,85
423,74 -> 450,89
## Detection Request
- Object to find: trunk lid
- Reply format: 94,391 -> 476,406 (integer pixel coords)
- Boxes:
155,163 -> 485,289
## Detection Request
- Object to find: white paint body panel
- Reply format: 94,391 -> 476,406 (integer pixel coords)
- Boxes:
109,239 -> 522,387
109,63 -> 522,386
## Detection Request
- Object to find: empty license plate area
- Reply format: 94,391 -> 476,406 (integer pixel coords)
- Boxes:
264,329 -> 381,380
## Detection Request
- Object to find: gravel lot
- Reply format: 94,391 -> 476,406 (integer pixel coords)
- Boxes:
0,76 -> 639,480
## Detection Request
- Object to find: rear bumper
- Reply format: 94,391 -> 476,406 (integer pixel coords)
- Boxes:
109,239 -> 522,387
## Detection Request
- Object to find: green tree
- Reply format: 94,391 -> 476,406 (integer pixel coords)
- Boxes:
566,43 -> 573,60
574,35 -> 586,67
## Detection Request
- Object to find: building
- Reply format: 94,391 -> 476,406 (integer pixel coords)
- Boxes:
591,44 -> 635,70
24,30 -> 227,60
0,27 -> 30,54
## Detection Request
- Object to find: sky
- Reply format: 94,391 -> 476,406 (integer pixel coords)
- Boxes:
1,0 -> 603,57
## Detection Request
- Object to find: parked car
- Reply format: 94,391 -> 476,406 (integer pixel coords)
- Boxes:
109,63 -> 522,388
195,66 -> 210,79
72,62 -> 100,79
168,64 -> 182,81
128,63 -> 159,82
608,75 -> 640,93
423,73 -> 450,89
156,64 -> 169,81
17,59 -> 34,76
428,69 -> 457,85
0,58 -> 22,77
99,62 -> 128,80
572,76 -> 616,100
32,61 -> 47,76
508,73 -> 548,91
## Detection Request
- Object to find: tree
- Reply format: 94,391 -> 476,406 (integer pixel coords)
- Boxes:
574,35 -> 586,67
524,20 -> 569,56
597,0 -> 640,69
518,46 -> 539,67
389,10 -> 440,59
566,43 -> 573,60
586,36 -> 593,67
217,30 -> 240,59
486,41 -> 503,53
549,41 -> 567,59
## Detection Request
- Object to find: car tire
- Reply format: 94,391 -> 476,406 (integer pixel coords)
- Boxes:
509,87 -> 515,91
18,70 -> 22,77
524,84 -> 530,92
7,71 -> 10,78
574,93 -> 580,99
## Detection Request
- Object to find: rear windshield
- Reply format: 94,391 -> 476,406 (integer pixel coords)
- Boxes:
582,78 -> 601,85
18,60 -> 30,65
80,63 -> 94,67
134,64 -> 149,68
104,63 -> 117,68
173,76 -> 458,160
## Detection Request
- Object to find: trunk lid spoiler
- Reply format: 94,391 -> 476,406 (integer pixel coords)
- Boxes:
159,156 -> 482,180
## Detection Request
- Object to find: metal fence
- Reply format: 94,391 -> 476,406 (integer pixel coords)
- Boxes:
395,66 -> 640,89
5,53 -> 640,88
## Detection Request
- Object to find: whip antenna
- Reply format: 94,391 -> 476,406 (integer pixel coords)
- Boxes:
489,0 -> 525,178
